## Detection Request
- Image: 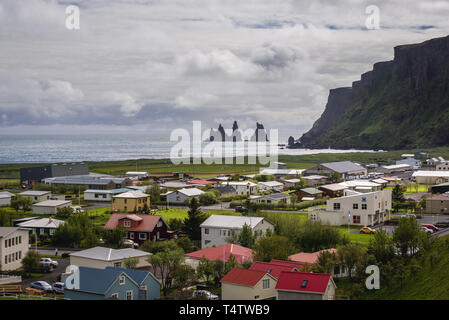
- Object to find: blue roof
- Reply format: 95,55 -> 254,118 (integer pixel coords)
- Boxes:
74,266 -> 150,295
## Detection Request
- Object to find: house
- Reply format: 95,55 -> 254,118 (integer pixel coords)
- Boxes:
318,183 -> 348,198
302,175 -> 327,187
221,267 -> 278,300
378,163 -> 412,174
125,171 -> 149,179
412,171 -> 449,185
200,215 -> 274,248
20,163 -> 89,186
281,178 -> 300,189
166,188 -> 204,204
249,193 -> 291,205
371,178 -> 388,188
425,194 -> 449,214
214,185 -> 237,197
257,181 -> 284,192
69,246 -> 151,269
0,191 -> 14,206
396,158 -> 421,169
427,157 -> 445,166
249,260 -> 304,279
436,161 -> 449,171
64,266 -> 160,300
184,243 -> 253,269
296,188 -> 323,201
339,180 -> 382,193
112,190 -> 150,213
303,161 -> 367,180
259,168 -> 305,179
104,213 -> 169,244
16,217 -> 65,237
288,249 -> 337,265
275,271 -> 336,300
159,181 -> 192,190
308,189 -> 392,227
84,188 -> 132,202
224,182 -> 258,195
0,227 -> 29,271
43,175 -> 133,190
31,200 -> 72,215
18,190 -> 52,203
186,179 -> 217,186
430,182 -> 449,194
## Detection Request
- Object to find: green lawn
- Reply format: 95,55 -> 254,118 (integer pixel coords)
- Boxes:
85,207 -> 112,225
335,226 -> 375,246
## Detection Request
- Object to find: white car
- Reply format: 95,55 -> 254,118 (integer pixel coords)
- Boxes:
193,290 -> 219,300
40,257 -> 58,268
421,226 -> 433,234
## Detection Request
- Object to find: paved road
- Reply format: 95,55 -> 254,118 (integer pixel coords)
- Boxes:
20,258 -> 70,291
373,215 -> 449,236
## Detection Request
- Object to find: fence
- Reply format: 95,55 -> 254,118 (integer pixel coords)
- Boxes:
0,293 -> 61,300
0,275 -> 22,285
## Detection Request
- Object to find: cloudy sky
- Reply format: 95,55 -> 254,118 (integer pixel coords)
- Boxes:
1,0 -> 449,140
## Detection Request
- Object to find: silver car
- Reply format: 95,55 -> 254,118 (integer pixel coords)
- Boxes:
52,282 -> 65,294
193,290 -> 219,300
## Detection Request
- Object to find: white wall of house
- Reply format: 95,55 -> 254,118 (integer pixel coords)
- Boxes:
436,162 -> 449,171
166,191 -> 190,204
32,202 -> 72,215
201,220 -> 274,248
0,229 -> 29,271
0,197 -> 11,207
222,275 -> 277,300
69,255 -> 150,269
84,192 -> 113,202
225,183 -> 258,195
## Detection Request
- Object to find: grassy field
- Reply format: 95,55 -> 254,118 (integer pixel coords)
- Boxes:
336,226 -> 375,246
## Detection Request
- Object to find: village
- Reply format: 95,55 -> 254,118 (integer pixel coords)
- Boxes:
1,152 -> 449,301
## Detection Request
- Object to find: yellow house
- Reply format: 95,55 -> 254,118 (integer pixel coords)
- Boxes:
112,191 -> 150,213
221,268 -> 278,300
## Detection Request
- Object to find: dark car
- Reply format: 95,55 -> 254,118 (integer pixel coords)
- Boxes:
234,206 -> 247,213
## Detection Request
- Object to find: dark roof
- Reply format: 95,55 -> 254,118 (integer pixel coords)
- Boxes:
215,185 -> 236,194
265,193 -> 291,200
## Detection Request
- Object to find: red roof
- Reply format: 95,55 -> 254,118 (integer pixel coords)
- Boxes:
249,261 -> 302,279
220,268 -> 267,287
187,180 -> 216,185
275,271 -> 332,294
184,243 -> 253,264
429,194 -> 449,201
270,259 -> 305,269
104,213 -> 165,232
288,249 -> 337,265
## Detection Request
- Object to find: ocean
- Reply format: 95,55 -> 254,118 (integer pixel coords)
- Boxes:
0,134 -> 376,164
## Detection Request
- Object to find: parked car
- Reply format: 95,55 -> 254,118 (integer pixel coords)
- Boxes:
40,257 -> 58,268
399,213 -> 416,219
422,224 -> 439,232
421,226 -> 433,234
123,239 -> 138,248
234,206 -> 247,213
52,282 -> 65,294
192,290 -> 219,300
360,227 -> 376,234
30,281 -> 54,293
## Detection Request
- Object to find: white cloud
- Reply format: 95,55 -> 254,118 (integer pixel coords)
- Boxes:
105,92 -> 143,117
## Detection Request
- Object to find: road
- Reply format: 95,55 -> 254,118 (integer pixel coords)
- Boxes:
20,258 -> 70,291
372,215 -> 449,236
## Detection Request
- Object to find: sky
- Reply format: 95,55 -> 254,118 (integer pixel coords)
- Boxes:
1,0 -> 449,141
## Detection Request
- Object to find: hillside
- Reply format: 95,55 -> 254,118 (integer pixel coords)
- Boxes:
291,35 -> 449,150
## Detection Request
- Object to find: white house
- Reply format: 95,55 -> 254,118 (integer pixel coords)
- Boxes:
18,190 -> 52,203
302,175 -> 327,187
257,181 -> 284,192
125,171 -> 149,179
31,200 -> 73,215
0,191 -> 14,207
0,227 -> 29,271
69,247 -> 151,269
436,161 -> 449,171
223,181 -> 258,195
166,188 -> 204,204
412,171 -> 449,185
200,215 -> 274,248
378,164 -> 412,174
16,217 -> 65,237
339,180 -> 382,193
396,158 -> 421,169
249,193 -> 291,205
84,188 -> 132,202
308,189 -> 392,227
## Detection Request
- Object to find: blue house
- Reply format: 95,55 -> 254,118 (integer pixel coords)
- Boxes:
64,266 -> 161,300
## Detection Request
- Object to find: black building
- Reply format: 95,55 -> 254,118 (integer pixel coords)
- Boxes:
20,163 -> 89,185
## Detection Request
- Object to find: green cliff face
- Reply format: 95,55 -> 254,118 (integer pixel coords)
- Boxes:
294,35 -> 449,150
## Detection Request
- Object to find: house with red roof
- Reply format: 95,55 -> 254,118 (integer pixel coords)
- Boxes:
221,267 -> 277,300
104,213 -> 170,245
249,260 -> 304,279
275,271 -> 336,300
187,179 -> 217,186
184,243 -> 253,269
288,249 -> 348,278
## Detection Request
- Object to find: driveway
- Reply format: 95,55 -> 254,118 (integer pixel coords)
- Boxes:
373,215 -> 449,236
20,258 -> 70,291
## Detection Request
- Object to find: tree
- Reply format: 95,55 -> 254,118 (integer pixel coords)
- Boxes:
329,172 -> 342,183
103,226 -> 128,248
182,198 -> 208,241
253,235 -> 296,262
55,207 -> 74,219
20,197 -> 33,212
123,257 -> 139,269
0,210 -> 11,227
175,237 -> 197,253
392,183 -> 406,202
172,263 -> 196,290
337,243 -> 367,279
10,198 -> 21,214
147,247 -> 185,295
149,183 -> 161,203
313,250 -> 337,274
197,257 -> 216,284
22,251 -> 40,273
368,228 -> 395,264
393,217 -> 427,257
199,192 -> 217,205
168,218 -> 184,232
295,221 -> 342,252
237,223 -> 256,248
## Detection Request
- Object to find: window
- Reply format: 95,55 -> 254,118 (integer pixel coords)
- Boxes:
126,290 -> 133,300
353,215 -> 361,224
205,240 -> 211,245
333,203 -> 341,210
301,280 -> 308,288
12,238 -> 14,246
262,279 -> 270,289
353,204 -> 358,209
4,256 -> 7,264
124,221 -> 131,227
139,233 -> 147,240
114,262 -> 122,268
4,240 -> 7,248
19,236 -> 21,244
362,204 -> 367,210
204,228 -> 209,235
119,275 -> 125,285
111,293 -> 119,299
129,232 -> 134,239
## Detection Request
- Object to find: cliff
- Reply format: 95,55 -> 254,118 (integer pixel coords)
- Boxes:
290,35 -> 449,150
